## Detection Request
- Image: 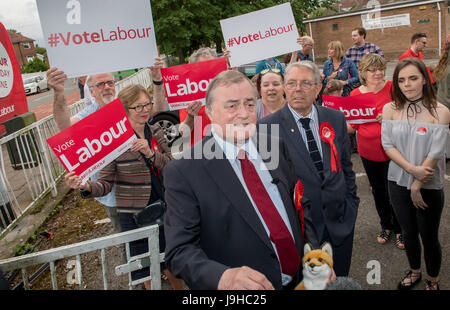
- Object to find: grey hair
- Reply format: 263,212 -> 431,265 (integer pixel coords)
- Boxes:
205,70 -> 258,112
189,47 -> 217,64
285,61 -> 321,84
86,72 -> 114,88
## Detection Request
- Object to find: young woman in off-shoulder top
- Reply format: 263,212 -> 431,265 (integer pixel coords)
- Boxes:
381,58 -> 450,291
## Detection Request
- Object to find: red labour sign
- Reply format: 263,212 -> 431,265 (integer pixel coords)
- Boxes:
46,98 -> 136,183
161,58 -> 227,110
0,22 -> 29,134
322,93 -> 378,124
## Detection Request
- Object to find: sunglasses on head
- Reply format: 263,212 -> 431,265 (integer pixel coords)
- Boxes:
260,68 -> 282,75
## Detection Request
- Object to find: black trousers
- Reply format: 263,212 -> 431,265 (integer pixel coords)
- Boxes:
321,227 -> 354,277
388,181 -> 444,277
360,157 -> 401,233
119,213 -> 166,281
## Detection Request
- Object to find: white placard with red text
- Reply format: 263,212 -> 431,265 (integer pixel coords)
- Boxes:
322,94 -> 378,124
36,0 -> 158,78
47,98 -> 136,184
161,58 -> 228,111
220,3 -> 299,68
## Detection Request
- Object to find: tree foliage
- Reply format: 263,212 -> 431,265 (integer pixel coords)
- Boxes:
152,0 -> 337,63
35,46 -> 47,57
23,57 -> 49,73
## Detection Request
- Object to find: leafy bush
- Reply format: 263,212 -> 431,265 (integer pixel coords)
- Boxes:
23,58 -> 49,73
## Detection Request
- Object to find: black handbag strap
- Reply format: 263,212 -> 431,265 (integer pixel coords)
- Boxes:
135,125 -> 165,203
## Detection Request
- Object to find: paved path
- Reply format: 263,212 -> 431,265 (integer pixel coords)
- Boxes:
349,154 -> 450,290
30,91 -> 81,120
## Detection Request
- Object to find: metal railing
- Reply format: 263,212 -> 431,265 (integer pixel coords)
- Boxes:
0,68 -> 153,237
115,68 -> 152,93
0,225 -> 163,290
0,101 -> 85,237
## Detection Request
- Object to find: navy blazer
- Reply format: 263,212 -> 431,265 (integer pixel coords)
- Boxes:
259,104 -> 359,246
163,132 -> 314,290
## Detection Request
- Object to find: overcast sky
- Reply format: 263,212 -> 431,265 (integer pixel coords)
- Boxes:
0,0 -> 45,47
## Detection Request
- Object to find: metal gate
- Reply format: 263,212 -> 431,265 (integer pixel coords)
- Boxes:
0,225 -> 163,290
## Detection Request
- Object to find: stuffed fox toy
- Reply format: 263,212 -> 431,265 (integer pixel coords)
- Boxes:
295,242 -> 333,290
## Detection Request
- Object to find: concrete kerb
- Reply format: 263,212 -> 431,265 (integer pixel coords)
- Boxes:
0,179 -> 72,260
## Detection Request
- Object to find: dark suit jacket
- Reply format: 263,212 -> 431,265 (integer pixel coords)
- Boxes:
163,132 -> 313,290
259,104 -> 359,246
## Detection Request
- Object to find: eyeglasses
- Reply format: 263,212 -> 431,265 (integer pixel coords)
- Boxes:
260,68 -> 281,75
285,80 -> 316,90
93,80 -> 114,89
128,102 -> 152,112
366,68 -> 385,73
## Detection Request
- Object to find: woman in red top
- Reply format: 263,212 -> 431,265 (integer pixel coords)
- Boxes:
349,54 -> 403,248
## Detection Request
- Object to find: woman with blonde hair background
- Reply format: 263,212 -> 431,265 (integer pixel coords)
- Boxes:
349,54 -> 402,248
322,40 -> 359,97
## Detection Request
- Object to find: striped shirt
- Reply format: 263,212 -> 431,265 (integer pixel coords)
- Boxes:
345,42 -> 384,68
287,104 -> 323,159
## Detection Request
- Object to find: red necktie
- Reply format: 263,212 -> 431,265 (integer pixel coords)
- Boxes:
238,150 -> 300,277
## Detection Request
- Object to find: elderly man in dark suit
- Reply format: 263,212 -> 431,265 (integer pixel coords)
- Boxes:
163,70 -> 316,290
259,61 -> 360,276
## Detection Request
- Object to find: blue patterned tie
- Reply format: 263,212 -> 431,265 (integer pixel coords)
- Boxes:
299,118 -> 324,179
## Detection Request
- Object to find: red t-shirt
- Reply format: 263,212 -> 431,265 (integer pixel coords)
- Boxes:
350,81 -> 392,162
398,48 -> 435,84
179,105 -> 211,146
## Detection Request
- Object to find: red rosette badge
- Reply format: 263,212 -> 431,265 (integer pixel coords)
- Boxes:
150,137 -> 161,176
319,122 -> 341,172
293,180 -> 305,241
417,127 -> 427,135
150,137 -> 160,152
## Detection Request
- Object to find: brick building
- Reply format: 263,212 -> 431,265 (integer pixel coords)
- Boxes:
7,31 -> 37,70
304,0 -> 449,63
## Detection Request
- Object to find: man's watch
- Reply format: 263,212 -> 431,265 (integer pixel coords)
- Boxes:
152,79 -> 163,85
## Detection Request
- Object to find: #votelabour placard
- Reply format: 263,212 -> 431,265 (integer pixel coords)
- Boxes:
36,0 -> 158,78
220,3 -> 300,68
46,99 -> 136,184
161,58 -> 227,111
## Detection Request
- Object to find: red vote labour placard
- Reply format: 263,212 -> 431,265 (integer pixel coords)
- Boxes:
46,98 -> 136,183
161,58 -> 227,110
0,22 -> 29,134
322,93 -> 378,124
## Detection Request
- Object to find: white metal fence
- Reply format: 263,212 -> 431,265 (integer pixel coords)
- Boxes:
0,68 -> 153,237
0,225 -> 163,290
115,68 -> 152,93
0,101 -> 85,237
